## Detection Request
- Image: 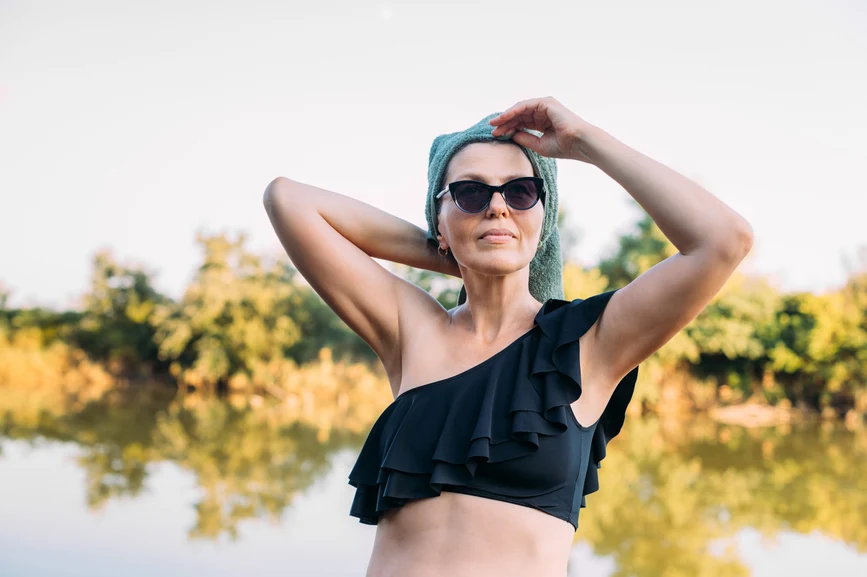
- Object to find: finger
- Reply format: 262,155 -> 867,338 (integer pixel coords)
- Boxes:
489,98 -> 540,123
491,111 -> 548,136
511,129 -> 541,153
491,120 -> 519,136
489,97 -> 550,126
493,108 -> 553,136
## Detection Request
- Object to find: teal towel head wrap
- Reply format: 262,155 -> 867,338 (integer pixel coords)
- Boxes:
425,112 -> 564,306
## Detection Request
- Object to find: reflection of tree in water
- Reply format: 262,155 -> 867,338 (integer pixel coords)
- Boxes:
3,382 -> 867,570
684,417 -> 867,551
575,416 -> 867,577
1,387 -> 172,506
1,387 -> 368,540
152,395 -> 366,539
574,417 -> 749,577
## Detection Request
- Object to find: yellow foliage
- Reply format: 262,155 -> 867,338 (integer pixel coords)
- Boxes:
562,262 -> 609,300
0,332 -> 115,423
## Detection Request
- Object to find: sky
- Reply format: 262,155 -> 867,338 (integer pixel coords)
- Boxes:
1,0 -> 865,310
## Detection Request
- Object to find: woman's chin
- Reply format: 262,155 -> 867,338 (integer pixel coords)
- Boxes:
464,254 -> 525,273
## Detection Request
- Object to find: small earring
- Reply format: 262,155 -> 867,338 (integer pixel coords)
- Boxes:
438,246 -> 449,257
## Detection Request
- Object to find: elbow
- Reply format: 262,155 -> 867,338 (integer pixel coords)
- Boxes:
263,176 -> 294,212
733,219 -> 754,258
740,221 -> 755,253
718,219 -> 754,262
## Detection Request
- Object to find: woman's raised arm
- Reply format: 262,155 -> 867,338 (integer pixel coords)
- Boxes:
263,176 -> 460,366
491,97 -> 753,395
575,125 -> 753,387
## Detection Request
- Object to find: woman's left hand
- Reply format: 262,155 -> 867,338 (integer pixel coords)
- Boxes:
489,96 -> 597,163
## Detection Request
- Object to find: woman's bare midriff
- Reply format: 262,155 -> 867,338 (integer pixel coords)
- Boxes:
363,491 -> 576,577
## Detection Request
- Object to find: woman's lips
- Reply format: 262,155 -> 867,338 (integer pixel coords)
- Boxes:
480,234 -> 514,243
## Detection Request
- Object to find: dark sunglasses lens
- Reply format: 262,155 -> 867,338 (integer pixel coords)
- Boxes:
504,179 -> 540,209
454,182 -> 492,212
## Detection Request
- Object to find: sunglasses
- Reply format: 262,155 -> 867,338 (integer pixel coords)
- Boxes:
436,177 -> 545,213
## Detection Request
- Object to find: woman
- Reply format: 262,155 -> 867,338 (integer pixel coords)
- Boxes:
263,97 -> 753,577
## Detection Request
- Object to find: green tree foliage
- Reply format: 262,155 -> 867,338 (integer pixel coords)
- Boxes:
588,209 -> 867,421
597,203 -> 678,287
760,271 -> 867,416
150,231 -> 307,392
74,249 -> 169,377
2,218 -> 866,420
810,270 -> 867,411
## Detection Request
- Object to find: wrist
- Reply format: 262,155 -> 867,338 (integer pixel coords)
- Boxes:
570,124 -> 609,165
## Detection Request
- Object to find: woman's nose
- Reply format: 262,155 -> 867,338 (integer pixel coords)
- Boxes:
487,191 -> 509,212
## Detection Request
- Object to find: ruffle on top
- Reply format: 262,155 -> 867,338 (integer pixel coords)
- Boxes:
348,288 -> 639,528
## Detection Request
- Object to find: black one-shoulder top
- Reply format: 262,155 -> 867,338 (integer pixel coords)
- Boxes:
347,288 -> 640,531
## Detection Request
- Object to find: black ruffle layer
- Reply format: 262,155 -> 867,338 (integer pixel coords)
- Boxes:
348,288 -> 639,527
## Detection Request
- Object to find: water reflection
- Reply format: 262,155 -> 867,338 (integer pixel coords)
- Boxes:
1,387 -> 367,540
1,387 -> 866,576
576,416 -> 867,576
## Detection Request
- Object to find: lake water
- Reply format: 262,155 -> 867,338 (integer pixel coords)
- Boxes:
1,391 -> 866,577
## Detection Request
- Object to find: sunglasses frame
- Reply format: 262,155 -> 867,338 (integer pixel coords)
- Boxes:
435,176 -> 545,213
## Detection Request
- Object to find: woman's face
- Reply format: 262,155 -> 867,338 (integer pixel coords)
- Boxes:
436,141 -> 544,277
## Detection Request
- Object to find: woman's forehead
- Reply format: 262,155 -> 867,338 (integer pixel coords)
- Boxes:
446,142 -> 533,182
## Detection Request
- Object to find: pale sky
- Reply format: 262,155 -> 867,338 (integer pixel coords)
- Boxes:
1,0 -> 865,309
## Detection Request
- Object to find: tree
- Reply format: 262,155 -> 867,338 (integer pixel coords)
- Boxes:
151,231 -> 306,393
597,206 -> 677,286
75,249 -> 168,376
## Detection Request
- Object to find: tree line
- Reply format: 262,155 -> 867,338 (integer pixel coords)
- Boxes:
2,207 -> 866,422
